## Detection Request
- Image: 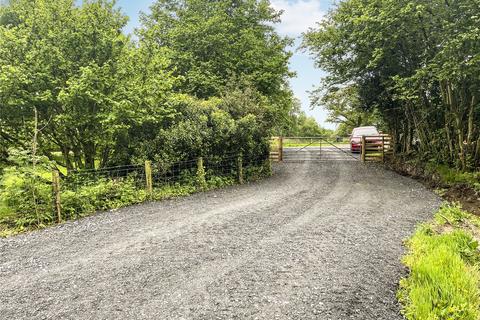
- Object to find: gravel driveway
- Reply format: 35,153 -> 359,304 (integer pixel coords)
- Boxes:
0,153 -> 440,320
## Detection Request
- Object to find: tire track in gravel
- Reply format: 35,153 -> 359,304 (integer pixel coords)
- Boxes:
1,160 -> 341,320
184,159 -> 359,320
0,160 -> 335,318
0,153 -> 440,320
135,159 -> 354,319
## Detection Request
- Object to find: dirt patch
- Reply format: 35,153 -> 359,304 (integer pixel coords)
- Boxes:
443,186 -> 480,216
386,158 -> 480,215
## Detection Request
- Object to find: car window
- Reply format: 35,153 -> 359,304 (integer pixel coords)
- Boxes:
352,128 -> 379,136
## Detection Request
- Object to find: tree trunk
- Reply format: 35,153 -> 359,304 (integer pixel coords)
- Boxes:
83,142 -> 96,169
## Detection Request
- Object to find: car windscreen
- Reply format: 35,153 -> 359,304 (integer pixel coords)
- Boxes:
352,128 -> 378,136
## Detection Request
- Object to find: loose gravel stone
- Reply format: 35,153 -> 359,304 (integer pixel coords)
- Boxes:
0,154 -> 440,320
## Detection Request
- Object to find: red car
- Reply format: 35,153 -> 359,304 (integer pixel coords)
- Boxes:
350,126 -> 380,153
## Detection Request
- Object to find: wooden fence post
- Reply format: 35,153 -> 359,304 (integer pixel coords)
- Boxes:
52,170 -> 62,223
196,157 -> 207,190
237,154 -> 244,184
145,160 -> 153,195
381,136 -> 385,163
361,136 -> 366,162
279,136 -> 283,162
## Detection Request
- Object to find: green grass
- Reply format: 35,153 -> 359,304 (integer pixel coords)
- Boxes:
427,164 -> 480,192
0,171 -> 21,235
0,200 -> 13,220
398,204 -> 480,320
282,142 -> 350,148
270,138 -> 350,151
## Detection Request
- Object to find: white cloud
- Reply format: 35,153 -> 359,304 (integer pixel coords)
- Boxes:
270,0 -> 325,37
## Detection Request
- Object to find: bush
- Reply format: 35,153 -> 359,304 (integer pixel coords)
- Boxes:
61,178 -> 148,219
0,152 -> 271,237
206,175 -> 235,189
0,160 -> 54,228
244,159 -> 272,181
426,163 -> 480,189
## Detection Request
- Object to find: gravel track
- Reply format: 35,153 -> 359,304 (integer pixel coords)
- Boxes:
0,153 -> 440,320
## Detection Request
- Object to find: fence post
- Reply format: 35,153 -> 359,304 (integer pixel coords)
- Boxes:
196,157 -> 207,190
237,154 -> 244,184
361,136 -> 366,162
145,160 -> 153,195
381,136 -> 385,163
52,170 -> 62,223
279,136 -> 283,162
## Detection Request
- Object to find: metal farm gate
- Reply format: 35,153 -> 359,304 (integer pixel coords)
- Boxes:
270,135 -> 393,163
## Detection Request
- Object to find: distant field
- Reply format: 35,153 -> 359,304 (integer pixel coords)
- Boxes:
283,142 -> 350,148
270,138 -> 350,150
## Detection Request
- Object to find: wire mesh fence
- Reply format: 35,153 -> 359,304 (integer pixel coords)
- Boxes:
53,153 -> 271,222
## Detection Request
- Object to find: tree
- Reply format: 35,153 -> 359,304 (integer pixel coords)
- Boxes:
0,0 -> 297,171
277,99 -> 330,137
138,0 -> 295,126
140,0 -> 293,97
318,85 -> 381,135
304,0 -> 480,169
0,0 -> 184,169
0,0 -> 136,169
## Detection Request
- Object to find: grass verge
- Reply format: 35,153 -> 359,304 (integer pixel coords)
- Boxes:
398,203 -> 480,320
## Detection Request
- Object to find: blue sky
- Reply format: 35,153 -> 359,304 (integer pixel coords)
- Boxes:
114,0 -> 334,129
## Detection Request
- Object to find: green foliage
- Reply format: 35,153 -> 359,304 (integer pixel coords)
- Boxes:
426,164 -> 480,190
244,159 -> 272,182
399,228 -> 480,320
304,0 -> 480,170
0,167 -> 52,227
0,149 -> 54,228
206,176 -> 235,189
279,99 -> 333,137
319,85 -> 383,135
0,0 -> 292,170
139,0 -> 293,100
0,157 -> 267,237
0,0 -> 137,169
434,204 -> 471,226
0,0 -> 291,235
129,88 -> 274,166
398,205 -> 480,320
61,178 -> 148,219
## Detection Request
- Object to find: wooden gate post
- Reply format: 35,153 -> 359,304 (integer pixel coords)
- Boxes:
279,136 -> 283,162
237,154 -> 244,184
196,157 -> 207,190
381,136 -> 385,163
361,136 -> 366,162
52,170 -> 62,223
145,160 -> 153,195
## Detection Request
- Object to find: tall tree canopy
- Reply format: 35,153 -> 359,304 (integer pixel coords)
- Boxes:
0,0 -> 296,170
304,0 -> 480,170
0,0 -> 135,169
139,0 -> 294,100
